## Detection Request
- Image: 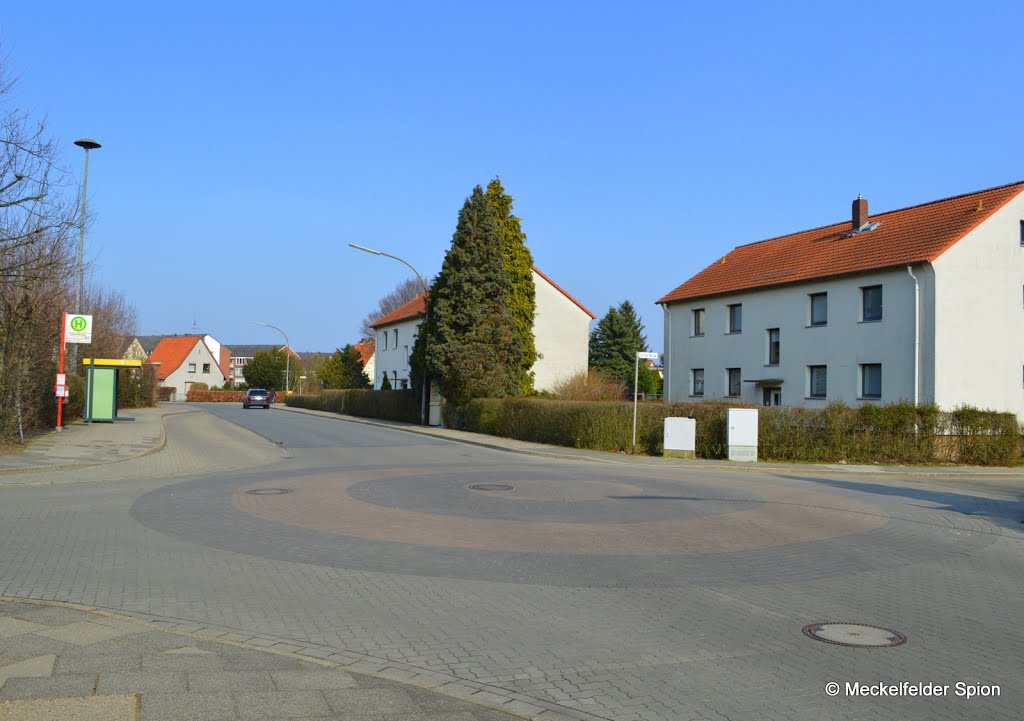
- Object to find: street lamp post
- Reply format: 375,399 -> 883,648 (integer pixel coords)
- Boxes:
71,138 -> 100,370
252,321 -> 290,399
348,243 -> 429,425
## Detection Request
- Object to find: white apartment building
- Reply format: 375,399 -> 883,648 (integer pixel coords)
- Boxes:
658,181 -> 1024,420
369,267 -> 594,393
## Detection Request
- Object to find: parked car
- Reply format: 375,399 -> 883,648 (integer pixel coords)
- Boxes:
243,388 -> 270,409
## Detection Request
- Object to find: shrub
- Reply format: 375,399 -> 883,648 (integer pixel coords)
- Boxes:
552,369 -> 626,401
457,397 -> 1021,466
286,389 -> 419,423
186,390 -> 246,402
190,382 -> 209,392
156,386 -> 174,402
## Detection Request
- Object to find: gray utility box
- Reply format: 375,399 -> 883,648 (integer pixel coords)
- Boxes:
727,408 -> 759,461
664,417 -> 696,459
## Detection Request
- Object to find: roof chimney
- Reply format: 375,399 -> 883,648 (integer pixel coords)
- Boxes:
852,194 -> 868,230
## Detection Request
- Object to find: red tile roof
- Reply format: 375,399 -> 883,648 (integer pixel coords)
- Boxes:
533,266 -> 596,319
658,181 -> 1024,304
355,338 -> 375,365
147,336 -> 204,380
370,293 -> 428,328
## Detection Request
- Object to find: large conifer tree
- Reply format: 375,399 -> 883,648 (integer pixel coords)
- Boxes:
589,300 -> 656,394
485,178 -> 537,393
414,185 -> 522,408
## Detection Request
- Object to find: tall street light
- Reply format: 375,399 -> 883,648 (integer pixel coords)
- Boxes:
252,321 -> 290,398
71,137 -> 100,369
348,243 -> 429,425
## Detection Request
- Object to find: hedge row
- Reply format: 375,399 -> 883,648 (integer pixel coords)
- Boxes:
457,398 -> 1022,466
286,389 -> 420,423
186,390 -> 246,402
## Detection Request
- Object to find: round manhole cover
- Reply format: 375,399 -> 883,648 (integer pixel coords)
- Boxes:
244,488 -> 293,496
468,484 -> 514,492
802,622 -> 906,648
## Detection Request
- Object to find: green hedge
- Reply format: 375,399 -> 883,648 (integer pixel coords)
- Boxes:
286,389 -> 419,423
457,398 -> 1022,466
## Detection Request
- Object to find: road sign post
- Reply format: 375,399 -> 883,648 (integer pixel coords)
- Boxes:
633,351 -> 661,454
56,313 -> 67,432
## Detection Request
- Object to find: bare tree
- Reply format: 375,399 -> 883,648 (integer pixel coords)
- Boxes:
358,277 -> 425,339
0,47 -> 80,442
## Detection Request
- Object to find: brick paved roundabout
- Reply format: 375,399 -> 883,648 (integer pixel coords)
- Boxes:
1,405 -> 1023,720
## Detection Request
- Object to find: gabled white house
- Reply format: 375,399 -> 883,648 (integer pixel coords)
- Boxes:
146,335 -> 229,401
369,267 -> 595,393
657,181 -> 1024,420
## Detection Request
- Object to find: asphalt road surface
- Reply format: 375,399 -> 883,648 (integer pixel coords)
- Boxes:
2,405 -> 1022,721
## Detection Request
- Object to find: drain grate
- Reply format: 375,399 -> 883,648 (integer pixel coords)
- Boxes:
802,622 -> 906,648
468,484 -> 514,492
244,488 -> 293,496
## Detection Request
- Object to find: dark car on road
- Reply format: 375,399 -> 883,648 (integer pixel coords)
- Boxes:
243,388 -> 271,409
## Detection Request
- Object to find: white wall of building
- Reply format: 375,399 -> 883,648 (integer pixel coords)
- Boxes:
663,267 -> 922,408
161,340 -> 228,400
373,318 -> 420,390
531,269 -> 592,392
931,193 -> 1024,418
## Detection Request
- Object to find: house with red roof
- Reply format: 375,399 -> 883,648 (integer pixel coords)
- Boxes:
369,267 -> 595,396
147,335 -> 229,401
657,181 -> 1024,418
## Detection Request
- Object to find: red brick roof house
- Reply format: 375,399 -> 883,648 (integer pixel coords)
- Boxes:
657,181 -> 1024,419
147,335 -> 229,400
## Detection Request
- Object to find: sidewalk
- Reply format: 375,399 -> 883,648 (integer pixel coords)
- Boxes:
0,598 -> 532,721
0,405 -> 192,475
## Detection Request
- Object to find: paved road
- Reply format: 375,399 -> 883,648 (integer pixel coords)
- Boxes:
2,405 -> 1022,720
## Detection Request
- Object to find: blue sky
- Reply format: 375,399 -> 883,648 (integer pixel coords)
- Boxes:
3,1 -> 1022,353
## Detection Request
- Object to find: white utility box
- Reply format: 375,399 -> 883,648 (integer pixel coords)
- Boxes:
727,408 -> 759,461
663,417 -> 696,458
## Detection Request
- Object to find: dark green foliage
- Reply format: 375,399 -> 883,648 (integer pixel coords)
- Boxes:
242,350 -> 287,390
286,389 -> 419,423
486,178 -> 536,393
589,300 -> 651,395
380,373 -> 392,391
414,185 -> 523,408
320,345 -> 371,389
457,398 -> 1021,465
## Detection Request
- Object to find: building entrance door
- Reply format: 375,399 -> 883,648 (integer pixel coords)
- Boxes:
762,388 -> 781,406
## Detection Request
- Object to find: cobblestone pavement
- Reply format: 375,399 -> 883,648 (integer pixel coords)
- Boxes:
1,405 -> 1022,720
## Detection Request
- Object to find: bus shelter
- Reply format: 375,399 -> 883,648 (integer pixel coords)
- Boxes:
82,358 -> 143,422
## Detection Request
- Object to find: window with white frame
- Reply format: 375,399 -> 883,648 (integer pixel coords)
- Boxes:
393,329 -> 398,348
188,363 -> 196,373
202,363 -> 210,374
861,363 -> 882,399
693,308 -> 705,336
808,365 -> 827,398
382,331 -> 388,350
726,368 -> 741,397
727,304 -> 742,333
767,328 -> 780,365
691,368 -> 704,396
809,292 -> 827,326
861,285 -> 883,321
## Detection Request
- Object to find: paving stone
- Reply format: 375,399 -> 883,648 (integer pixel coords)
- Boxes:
140,692 -> 236,721
233,690 -> 332,718
0,655 -> 55,687
187,670 -> 275,692
322,687 -> 421,714
55,653 -> 141,675
270,668 -> 358,690
0,619 -> 46,640
0,673 -> 95,699
34,621 -> 139,646
96,671 -> 187,694
220,651 -> 304,671
0,694 -> 137,721
4,607 -> 93,627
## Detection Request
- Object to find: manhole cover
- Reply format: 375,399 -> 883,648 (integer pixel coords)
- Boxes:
802,622 -> 906,647
468,484 -> 514,492
244,488 -> 293,496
